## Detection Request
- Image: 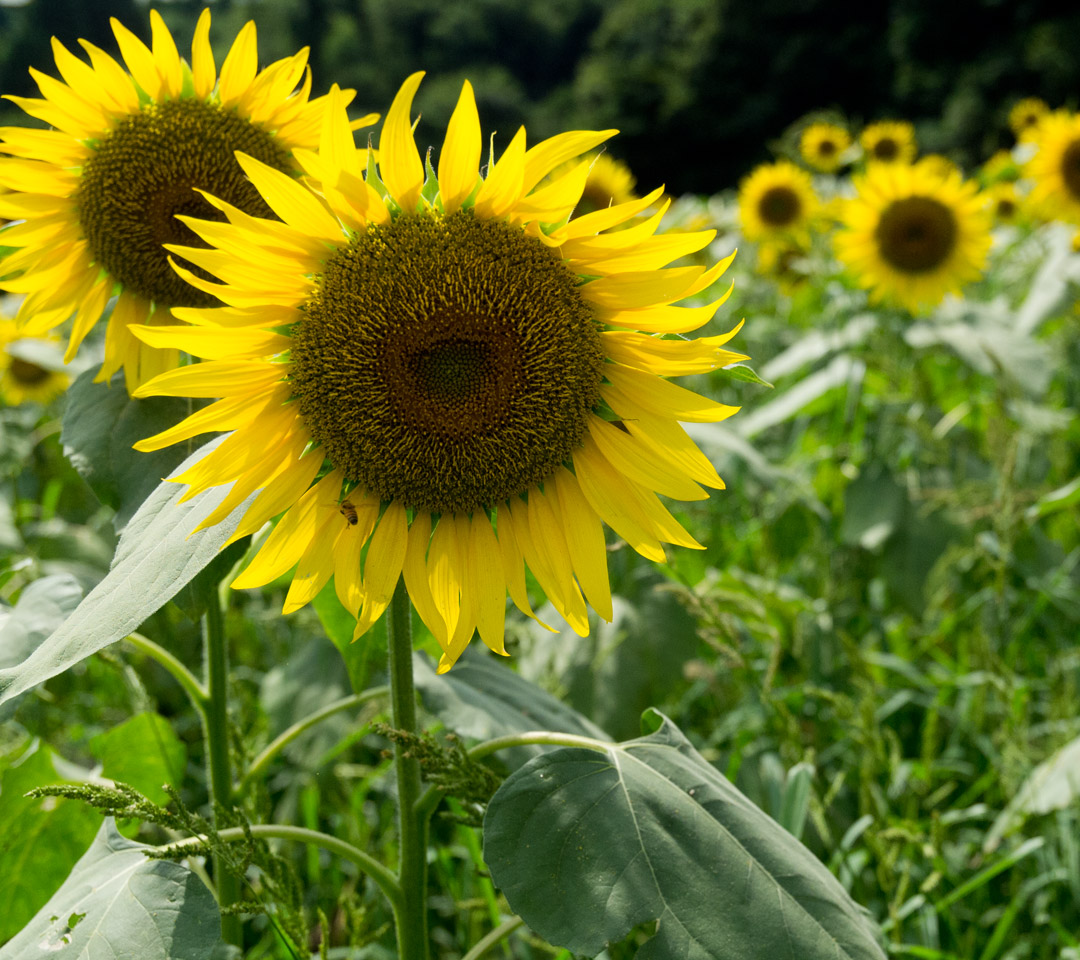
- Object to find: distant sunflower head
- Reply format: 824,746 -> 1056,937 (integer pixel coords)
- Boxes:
1009,98 -> 1050,141
756,239 -> 809,293
738,161 -> 817,241
980,149 -> 1021,186
130,74 -> 745,672
835,161 -> 991,313
860,121 -> 917,165
1027,111 -> 1080,224
0,316 -> 69,405
0,9 -> 375,392
799,122 -> 851,173
984,182 -> 1023,224
567,152 -> 639,216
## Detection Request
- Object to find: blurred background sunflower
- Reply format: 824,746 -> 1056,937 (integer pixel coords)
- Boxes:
0,313 -> 68,405
860,120 -> 917,164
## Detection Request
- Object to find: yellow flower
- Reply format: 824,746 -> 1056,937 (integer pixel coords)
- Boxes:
738,161 -> 818,242
130,74 -> 744,673
980,149 -> 1021,186
0,316 -> 69,405
834,160 -> 991,313
1009,97 -> 1049,141
755,239 -> 809,294
0,9 -> 375,392
570,151 -> 639,216
799,122 -> 851,173
860,120 -> 917,164
984,181 -> 1024,225
1027,111 -> 1080,224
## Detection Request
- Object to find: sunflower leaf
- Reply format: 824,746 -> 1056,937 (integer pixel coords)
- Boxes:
0,439 -> 251,710
483,710 -> 886,960
0,818 -> 223,960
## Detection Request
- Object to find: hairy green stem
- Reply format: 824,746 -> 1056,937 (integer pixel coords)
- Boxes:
234,687 -> 389,795
202,599 -> 242,948
387,578 -> 429,960
460,916 -> 525,960
124,632 -> 208,717
415,731 -> 611,822
161,824 -> 402,911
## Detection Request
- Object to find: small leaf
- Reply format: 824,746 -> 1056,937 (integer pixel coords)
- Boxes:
91,713 -> 187,806
61,369 -> 209,532
721,363 -> 774,388
0,818 -> 223,959
484,711 -> 885,959
0,440 -> 254,710
414,650 -> 610,768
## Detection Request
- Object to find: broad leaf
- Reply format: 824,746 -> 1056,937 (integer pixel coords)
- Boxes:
0,440 -> 251,709
414,650 -> 610,767
61,369 -> 208,532
0,742 -> 100,943
0,818 -> 223,959
484,711 -> 885,960
91,712 -> 187,806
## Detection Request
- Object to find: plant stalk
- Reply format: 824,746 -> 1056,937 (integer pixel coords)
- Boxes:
386,578 -> 429,960
202,597 -> 243,948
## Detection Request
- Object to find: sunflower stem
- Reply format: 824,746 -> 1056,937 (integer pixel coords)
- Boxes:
386,578 -> 429,960
202,593 -> 243,948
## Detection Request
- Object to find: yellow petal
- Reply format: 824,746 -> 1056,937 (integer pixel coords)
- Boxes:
130,324 -> 291,360
598,282 -> 734,333
64,278 -> 110,361
551,469 -> 612,622
493,504 -> 549,627
438,80 -> 481,215
134,383 -> 287,451
224,448 -> 324,546
379,71 -> 425,212
601,328 -> 747,376
132,359 -> 286,398
605,363 -> 738,423
218,21 -> 258,107
581,266 -> 704,310
522,491 -> 589,635
403,512 -> 447,644
191,8 -> 215,99
587,416 -> 707,501
319,84 -> 363,179
556,186 -> 665,240
468,513 -> 506,655
149,10 -> 182,99
235,152 -> 343,242
352,501 -> 409,640
473,126 -> 527,220
77,41 -> 140,114
584,231 -> 716,275
332,489 -> 380,615
509,157 -> 590,225
110,17 -> 162,100
283,508 -> 342,613
427,513 -> 462,641
49,38 -> 125,116
521,129 -> 618,194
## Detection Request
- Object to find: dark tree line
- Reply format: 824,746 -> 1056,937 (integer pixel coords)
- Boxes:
2,0 -> 1078,193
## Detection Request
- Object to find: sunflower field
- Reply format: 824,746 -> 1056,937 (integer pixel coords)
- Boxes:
0,4 -> 1079,960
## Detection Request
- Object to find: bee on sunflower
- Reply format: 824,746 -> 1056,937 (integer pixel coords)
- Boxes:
130,74 -> 745,672
834,158 -> 991,313
860,121 -> 917,165
738,161 -> 818,243
799,122 -> 851,173
0,9 -> 376,391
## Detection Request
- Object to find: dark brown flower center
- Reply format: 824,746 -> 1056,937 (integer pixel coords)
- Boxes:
76,98 -> 293,307
759,186 -> 801,227
874,138 -> 899,161
1061,140 -> 1080,201
9,357 -> 50,386
290,210 -> 604,514
875,196 -> 958,273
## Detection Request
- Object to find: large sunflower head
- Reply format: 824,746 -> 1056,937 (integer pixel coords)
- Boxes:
860,120 -> 917,165
0,315 -> 69,406
738,161 -> 818,242
1027,111 -> 1080,224
130,73 -> 744,673
0,9 -> 375,392
799,122 -> 851,173
834,160 -> 991,313
1009,97 -> 1050,141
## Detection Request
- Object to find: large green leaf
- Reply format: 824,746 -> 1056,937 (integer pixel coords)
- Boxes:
0,818 -> 223,959
484,711 -> 885,960
61,369 -> 208,532
0,440 -> 251,710
90,712 -> 187,807
414,651 -> 610,767
0,742 -> 101,943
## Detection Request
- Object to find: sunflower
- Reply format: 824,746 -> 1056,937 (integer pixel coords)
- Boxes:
984,181 -> 1024,225
0,9 -> 376,392
799,122 -> 851,173
0,315 -> 69,405
860,120 -> 917,165
571,152 -> 639,216
1008,98 -> 1049,141
738,161 -> 817,242
129,74 -> 743,672
979,149 -> 1020,186
834,159 -> 991,313
1027,111 -> 1080,224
